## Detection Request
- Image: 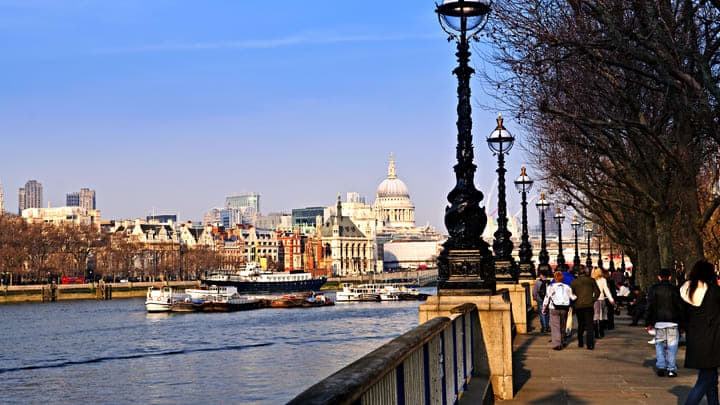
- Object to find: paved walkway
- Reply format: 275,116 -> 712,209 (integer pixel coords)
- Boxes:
503,312 -> 704,404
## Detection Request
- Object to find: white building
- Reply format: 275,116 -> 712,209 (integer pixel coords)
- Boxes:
22,206 -> 101,226
373,153 -> 416,229
320,195 -> 376,276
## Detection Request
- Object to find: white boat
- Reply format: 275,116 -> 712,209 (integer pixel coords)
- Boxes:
335,283 -> 381,302
145,286 -> 190,312
185,285 -> 239,302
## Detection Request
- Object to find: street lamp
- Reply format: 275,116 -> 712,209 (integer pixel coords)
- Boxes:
488,114 -> 518,282
585,222 -> 593,269
514,166 -> 535,279
535,192 -> 551,274
571,215 -> 581,270
609,244 -> 616,272
435,0 -> 495,293
554,208 -> 566,267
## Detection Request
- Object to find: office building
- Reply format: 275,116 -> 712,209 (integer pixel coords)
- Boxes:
292,206 -> 325,227
18,180 -> 42,214
66,188 -> 96,210
225,193 -> 261,216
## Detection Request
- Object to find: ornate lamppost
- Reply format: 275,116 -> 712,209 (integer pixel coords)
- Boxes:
585,222 -> 593,269
571,215 -> 582,270
609,245 -> 616,272
554,208 -> 566,267
488,114 -> 518,282
514,166 -> 535,279
435,0 -> 495,294
536,193 -> 551,275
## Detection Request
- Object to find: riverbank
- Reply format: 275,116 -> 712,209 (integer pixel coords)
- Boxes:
0,281 -> 200,304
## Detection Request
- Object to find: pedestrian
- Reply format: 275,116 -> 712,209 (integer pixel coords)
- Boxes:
533,270 -> 551,333
681,260 -> 720,405
571,265 -> 600,350
592,267 -> 615,338
628,286 -> 647,325
646,268 -> 684,378
542,271 -> 576,350
605,270 -> 618,330
557,264 -> 576,336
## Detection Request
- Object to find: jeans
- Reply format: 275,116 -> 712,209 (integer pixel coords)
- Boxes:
654,326 -> 679,371
537,300 -> 549,330
686,368 -> 719,405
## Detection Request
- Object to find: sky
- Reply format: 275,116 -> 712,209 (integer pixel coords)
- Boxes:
0,0 -> 542,230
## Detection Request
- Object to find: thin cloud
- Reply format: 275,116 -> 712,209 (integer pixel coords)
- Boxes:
94,33 -> 440,54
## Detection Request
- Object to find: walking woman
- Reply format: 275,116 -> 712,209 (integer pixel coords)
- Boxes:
543,271 -> 577,350
682,260 -> 720,405
592,268 -> 615,338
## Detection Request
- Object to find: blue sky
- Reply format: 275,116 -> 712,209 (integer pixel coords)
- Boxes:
0,0 -> 538,229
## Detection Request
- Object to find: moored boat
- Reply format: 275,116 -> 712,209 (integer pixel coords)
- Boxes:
204,262 -> 327,293
145,286 -> 190,312
335,284 -> 381,302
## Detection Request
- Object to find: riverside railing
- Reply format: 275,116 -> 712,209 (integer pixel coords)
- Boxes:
288,303 -> 493,405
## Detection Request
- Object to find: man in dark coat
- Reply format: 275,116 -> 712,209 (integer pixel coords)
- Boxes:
646,268 -> 684,377
571,265 -> 600,350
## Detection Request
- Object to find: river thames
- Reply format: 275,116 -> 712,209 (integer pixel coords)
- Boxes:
0,289 -> 434,404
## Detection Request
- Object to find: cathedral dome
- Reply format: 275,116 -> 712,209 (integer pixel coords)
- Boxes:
377,177 -> 410,198
376,153 -> 410,198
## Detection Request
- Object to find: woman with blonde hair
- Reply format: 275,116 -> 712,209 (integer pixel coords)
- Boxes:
543,271 -> 577,350
592,267 -> 615,338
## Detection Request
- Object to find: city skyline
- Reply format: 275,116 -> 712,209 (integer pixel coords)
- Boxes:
0,1 -> 539,230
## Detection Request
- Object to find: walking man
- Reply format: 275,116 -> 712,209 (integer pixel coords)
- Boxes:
646,268 -> 684,377
533,270 -> 551,333
571,265 -> 600,350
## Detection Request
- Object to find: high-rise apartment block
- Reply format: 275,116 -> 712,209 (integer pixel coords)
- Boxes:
225,193 -> 260,216
66,188 -> 96,210
18,180 -> 42,214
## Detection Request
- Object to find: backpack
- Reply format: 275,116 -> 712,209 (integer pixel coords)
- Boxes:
538,279 -> 550,300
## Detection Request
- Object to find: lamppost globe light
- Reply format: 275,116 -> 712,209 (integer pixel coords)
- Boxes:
514,165 -> 533,193
585,222 -> 593,235
554,208 -> 565,225
571,215 -> 581,230
536,192 -> 550,213
487,114 -> 515,154
436,0 -> 491,33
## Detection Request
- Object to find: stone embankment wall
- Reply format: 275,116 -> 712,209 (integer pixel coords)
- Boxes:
0,281 -> 200,304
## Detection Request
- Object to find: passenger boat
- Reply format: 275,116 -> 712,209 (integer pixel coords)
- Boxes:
145,286 -> 190,312
204,262 -> 326,293
356,283 -> 430,301
335,284 -> 381,302
185,285 -> 239,302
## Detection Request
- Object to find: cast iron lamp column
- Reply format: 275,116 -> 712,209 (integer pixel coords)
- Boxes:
435,0 -> 495,293
609,245 -> 616,272
535,192 -> 551,274
554,208 -> 566,267
514,166 -> 535,279
585,223 -> 593,269
488,115 -> 518,282
571,215 -> 581,270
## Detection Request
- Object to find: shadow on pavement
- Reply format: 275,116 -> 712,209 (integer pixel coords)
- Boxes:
526,389 -> 589,405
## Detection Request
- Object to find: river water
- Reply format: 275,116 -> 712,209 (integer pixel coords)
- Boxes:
0,289 -> 434,404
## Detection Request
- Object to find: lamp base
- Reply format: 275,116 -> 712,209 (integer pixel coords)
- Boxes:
437,249 -> 495,294
495,260 -> 519,284
518,262 -> 536,280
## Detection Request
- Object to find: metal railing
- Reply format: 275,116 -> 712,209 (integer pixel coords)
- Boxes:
288,303 -> 491,405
